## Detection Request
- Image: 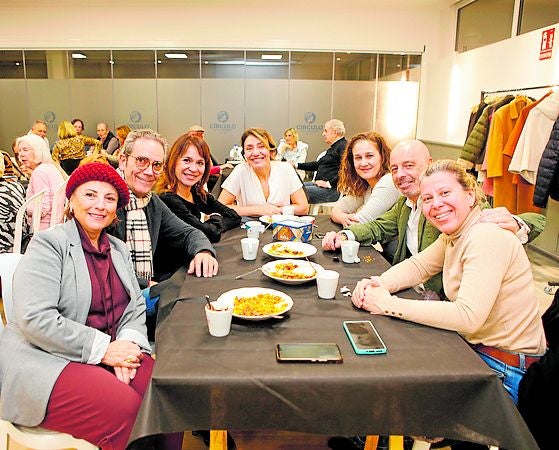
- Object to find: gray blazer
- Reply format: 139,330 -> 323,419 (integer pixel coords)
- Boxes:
0,219 -> 150,426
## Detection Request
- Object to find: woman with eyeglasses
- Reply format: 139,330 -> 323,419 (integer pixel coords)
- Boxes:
156,134 -> 241,243
218,128 -> 309,217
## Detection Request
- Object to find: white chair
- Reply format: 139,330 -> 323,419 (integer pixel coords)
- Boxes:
12,188 -> 47,254
0,253 -> 23,327
0,255 -> 98,450
50,180 -> 68,228
0,410 -> 98,450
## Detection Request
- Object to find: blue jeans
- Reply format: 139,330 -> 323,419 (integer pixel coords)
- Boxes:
304,182 -> 340,203
475,350 -> 527,405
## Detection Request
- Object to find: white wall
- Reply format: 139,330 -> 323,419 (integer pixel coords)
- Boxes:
423,20 -> 559,145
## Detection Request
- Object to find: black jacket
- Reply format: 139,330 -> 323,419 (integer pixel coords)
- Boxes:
108,194 -> 215,287
158,191 -> 241,243
297,137 -> 347,188
533,116 -> 559,208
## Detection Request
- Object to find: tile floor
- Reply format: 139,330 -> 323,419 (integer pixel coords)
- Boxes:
4,245 -> 558,450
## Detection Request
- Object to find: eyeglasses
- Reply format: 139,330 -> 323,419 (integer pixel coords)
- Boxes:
127,154 -> 164,174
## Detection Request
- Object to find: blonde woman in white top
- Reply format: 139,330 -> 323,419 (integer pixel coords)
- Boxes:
331,132 -> 400,227
275,127 -> 308,164
219,128 -> 308,217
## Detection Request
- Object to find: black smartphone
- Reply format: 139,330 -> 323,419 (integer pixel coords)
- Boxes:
276,343 -> 343,363
343,320 -> 387,355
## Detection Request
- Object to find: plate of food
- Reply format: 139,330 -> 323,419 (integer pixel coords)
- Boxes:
259,215 -> 286,225
215,287 -> 293,321
261,259 -> 323,285
262,241 -> 317,259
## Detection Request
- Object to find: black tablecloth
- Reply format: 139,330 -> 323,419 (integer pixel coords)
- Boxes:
131,217 -> 538,449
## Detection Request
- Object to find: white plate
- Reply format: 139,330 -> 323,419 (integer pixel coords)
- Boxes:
261,259 -> 323,285
216,287 -> 293,321
262,241 -> 317,259
258,214 -> 285,224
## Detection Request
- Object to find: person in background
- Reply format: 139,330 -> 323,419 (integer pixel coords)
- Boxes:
71,119 -> 85,136
156,134 -> 240,273
331,132 -> 400,227
218,127 -> 308,217
0,156 -> 27,253
0,162 -> 182,450
28,119 -> 50,149
275,127 -> 308,165
116,125 -> 132,153
103,124 -> 132,168
187,125 -> 234,181
4,140 -> 28,181
52,121 -> 101,175
295,119 -> 347,203
97,123 -> 119,155
17,133 -> 67,230
353,159 -> 546,406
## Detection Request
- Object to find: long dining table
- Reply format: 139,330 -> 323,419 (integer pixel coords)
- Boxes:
130,216 -> 538,450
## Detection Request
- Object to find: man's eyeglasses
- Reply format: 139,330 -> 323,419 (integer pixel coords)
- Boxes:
127,154 -> 164,174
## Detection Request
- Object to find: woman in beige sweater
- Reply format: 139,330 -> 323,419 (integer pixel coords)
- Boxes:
353,159 -> 545,404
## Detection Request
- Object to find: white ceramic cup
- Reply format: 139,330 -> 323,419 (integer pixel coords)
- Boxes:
205,302 -> 233,337
282,205 -> 296,216
241,237 -> 259,260
341,240 -> 360,263
316,270 -> 340,299
245,221 -> 265,239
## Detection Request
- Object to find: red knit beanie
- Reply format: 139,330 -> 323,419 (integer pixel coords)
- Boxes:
66,162 -> 130,209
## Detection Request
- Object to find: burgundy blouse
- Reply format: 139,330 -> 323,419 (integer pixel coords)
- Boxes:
77,223 -> 130,340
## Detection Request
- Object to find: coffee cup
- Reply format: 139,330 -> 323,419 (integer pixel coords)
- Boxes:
245,221 -> 265,239
316,270 -> 340,299
241,237 -> 259,260
205,302 -> 233,337
341,240 -> 360,263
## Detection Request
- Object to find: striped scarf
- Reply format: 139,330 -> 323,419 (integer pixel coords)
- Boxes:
125,191 -> 153,283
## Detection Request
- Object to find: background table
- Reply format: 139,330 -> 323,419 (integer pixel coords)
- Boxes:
131,217 -> 538,450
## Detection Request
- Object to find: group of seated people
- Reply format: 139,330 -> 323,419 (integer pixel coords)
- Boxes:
0,118 -> 549,450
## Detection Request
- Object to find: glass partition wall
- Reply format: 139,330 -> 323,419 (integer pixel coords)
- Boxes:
0,49 -> 422,161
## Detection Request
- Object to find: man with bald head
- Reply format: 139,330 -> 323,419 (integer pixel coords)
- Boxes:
96,122 -> 119,154
322,139 -> 544,297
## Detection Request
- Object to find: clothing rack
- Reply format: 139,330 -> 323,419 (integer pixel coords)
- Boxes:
480,84 -> 559,102
480,83 -> 559,294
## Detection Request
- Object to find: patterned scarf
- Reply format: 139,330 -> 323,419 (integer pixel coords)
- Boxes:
125,190 -> 153,283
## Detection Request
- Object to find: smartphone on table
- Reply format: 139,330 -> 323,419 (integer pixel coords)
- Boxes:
343,320 -> 387,355
276,343 -> 343,363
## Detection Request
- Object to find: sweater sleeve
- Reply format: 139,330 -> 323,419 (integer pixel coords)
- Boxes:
355,174 -> 401,223
377,225 -> 512,336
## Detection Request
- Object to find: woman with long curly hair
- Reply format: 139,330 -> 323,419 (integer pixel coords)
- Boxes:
331,132 -> 400,227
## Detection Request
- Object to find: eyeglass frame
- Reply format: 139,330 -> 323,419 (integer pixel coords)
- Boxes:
126,154 -> 165,174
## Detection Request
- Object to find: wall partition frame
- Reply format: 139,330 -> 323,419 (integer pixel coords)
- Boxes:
0,48 -> 422,161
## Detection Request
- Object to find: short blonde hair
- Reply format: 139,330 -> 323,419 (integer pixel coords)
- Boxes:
421,159 -> 485,206
284,127 -> 298,141
58,121 -> 77,140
